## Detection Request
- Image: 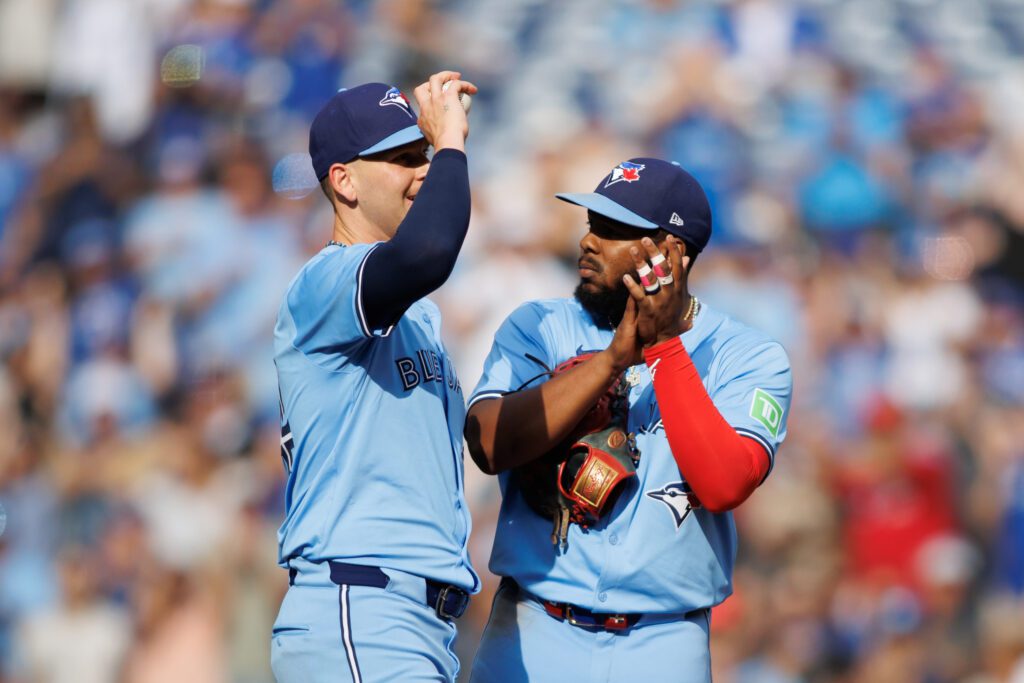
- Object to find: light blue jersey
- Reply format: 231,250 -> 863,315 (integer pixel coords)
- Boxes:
274,242 -> 478,593
469,297 -> 791,614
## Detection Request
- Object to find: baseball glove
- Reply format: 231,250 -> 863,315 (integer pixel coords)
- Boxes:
512,353 -> 640,548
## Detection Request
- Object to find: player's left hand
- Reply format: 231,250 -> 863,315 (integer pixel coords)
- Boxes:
622,235 -> 692,348
603,295 -> 643,373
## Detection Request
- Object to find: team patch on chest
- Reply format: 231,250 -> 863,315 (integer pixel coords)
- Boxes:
647,482 -> 702,529
395,349 -> 462,394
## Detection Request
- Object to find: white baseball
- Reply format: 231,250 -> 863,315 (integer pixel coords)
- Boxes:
441,81 -> 472,113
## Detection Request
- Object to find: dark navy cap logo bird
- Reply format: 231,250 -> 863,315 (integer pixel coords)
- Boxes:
379,87 -> 413,116
604,161 -> 645,188
647,482 -> 701,529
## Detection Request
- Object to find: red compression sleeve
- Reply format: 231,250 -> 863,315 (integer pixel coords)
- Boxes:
644,336 -> 771,512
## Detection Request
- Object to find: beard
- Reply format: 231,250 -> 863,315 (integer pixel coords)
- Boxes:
574,279 -> 629,330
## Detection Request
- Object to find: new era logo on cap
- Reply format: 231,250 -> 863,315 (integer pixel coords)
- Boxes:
309,83 -> 424,180
555,157 -> 713,253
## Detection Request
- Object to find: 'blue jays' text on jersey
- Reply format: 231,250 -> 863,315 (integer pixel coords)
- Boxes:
274,242 -> 478,593
470,298 -> 792,614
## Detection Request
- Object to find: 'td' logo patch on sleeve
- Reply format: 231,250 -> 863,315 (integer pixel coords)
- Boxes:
750,388 -> 783,438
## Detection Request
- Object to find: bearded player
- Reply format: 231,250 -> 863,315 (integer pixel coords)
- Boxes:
464,158 -> 792,682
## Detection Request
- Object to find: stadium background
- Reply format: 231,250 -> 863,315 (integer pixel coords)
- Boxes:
1,0 -> 1023,681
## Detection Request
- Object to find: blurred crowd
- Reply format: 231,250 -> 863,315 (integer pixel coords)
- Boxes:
0,0 -> 1023,681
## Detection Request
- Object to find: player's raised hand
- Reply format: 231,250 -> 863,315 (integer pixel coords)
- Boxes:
602,296 -> 643,373
623,235 -> 693,347
413,70 -> 478,153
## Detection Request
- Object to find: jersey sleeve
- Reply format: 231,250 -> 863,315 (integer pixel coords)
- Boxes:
469,302 -> 553,408
709,338 -> 792,479
284,243 -> 391,357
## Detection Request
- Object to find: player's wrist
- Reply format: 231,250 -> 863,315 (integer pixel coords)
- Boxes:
643,335 -> 685,362
645,326 -> 684,349
433,131 -> 466,153
597,347 -> 633,378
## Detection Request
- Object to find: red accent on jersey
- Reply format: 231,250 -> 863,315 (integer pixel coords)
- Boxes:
643,336 -> 770,512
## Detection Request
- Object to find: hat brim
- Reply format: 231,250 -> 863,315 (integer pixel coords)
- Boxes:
555,193 -> 659,229
360,125 -> 424,157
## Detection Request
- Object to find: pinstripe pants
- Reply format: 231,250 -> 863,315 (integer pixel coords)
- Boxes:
271,566 -> 460,683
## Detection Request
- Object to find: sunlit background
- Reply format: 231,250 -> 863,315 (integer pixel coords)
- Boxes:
1,0 -> 1023,681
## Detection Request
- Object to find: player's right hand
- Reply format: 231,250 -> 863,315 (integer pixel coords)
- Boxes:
413,70 -> 478,154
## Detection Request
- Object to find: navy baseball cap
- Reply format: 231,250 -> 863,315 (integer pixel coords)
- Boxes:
309,83 -> 424,180
556,158 -> 713,252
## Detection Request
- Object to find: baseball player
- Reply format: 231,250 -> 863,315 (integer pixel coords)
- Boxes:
271,72 -> 480,683
464,158 -> 793,682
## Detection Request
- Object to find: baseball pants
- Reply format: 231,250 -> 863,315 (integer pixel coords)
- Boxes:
271,559 -> 461,683
470,580 -> 712,683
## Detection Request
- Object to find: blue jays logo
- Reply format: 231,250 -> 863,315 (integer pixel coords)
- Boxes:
604,161 -> 645,188
647,482 -> 701,529
635,401 -> 664,435
278,391 -> 294,474
379,87 -> 414,116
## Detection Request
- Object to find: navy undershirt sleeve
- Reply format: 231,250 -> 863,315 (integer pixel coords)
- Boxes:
360,148 -> 470,331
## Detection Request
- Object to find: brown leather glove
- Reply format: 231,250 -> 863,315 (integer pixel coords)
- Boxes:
512,353 -> 639,549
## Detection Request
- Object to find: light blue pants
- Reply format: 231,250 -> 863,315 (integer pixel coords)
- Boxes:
271,560 -> 460,683
470,581 -> 712,683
